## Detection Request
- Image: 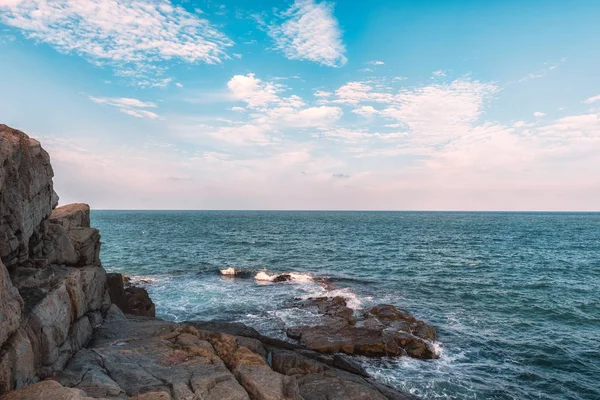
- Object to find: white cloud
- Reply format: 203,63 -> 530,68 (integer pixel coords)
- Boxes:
519,73 -> 545,82
272,106 -> 342,127
584,95 -> 600,104
89,96 -> 157,109
89,96 -> 159,119
119,108 -> 160,119
334,81 -> 393,104
432,69 -> 446,77
352,105 -> 379,117
534,111 -> 546,117
175,83 -> 183,88
268,0 -> 346,67
314,90 -> 332,98
231,106 -> 246,112
368,60 -> 384,65
227,74 -> 282,108
381,80 -> 499,144
0,0 -> 232,86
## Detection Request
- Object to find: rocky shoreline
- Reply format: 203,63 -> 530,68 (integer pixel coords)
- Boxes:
0,124 -> 435,399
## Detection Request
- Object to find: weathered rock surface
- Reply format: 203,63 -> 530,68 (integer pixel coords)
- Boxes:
286,297 -> 437,360
0,380 -> 95,400
0,261 -> 22,346
0,125 -> 110,395
106,273 -> 156,317
47,312 -> 417,400
0,125 -> 58,268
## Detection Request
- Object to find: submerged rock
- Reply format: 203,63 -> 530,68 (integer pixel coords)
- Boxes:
286,297 -> 438,360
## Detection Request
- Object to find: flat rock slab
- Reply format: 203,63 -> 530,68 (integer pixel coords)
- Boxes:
45,308 -> 419,399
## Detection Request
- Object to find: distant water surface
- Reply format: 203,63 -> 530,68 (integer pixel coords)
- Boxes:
92,211 -> 600,400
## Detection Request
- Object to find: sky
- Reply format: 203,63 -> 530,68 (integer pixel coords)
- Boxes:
1,0 -> 599,210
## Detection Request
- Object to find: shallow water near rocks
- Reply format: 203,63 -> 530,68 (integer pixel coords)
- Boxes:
93,211 -> 600,400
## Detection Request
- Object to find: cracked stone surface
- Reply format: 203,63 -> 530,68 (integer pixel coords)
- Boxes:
46,308 -> 419,400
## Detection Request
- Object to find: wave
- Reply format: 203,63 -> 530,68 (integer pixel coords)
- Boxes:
219,268 -> 255,278
127,275 -> 161,285
254,271 -> 314,283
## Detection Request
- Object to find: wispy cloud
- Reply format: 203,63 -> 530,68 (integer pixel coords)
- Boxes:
0,0 -> 232,86
534,111 -> 546,117
268,0 -> 347,67
584,94 -> 600,104
89,96 -> 159,119
368,60 -> 385,65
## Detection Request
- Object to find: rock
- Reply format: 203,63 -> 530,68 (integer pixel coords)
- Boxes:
0,380 -> 95,400
235,336 -> 267,360
0,125 -> 57,267
0,261 -> 23,346
187,321 -> 261,339
68,228 -> 101,267
296,372 -> 388,400
271,350 -> 327,376
234,364 -> 301,400
106,273 -> 155,317
43,223 -> 78,266
332,354 -> 369,378
286,297 -> 437,360
272,274 -> 292,282
0,328 -> 36,393
49,204 -> 91,231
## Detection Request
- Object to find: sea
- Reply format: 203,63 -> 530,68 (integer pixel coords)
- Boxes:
92,211 -> 600,400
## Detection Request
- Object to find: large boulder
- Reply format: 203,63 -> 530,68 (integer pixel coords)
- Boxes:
0,125 -> 58,267
106,273 -> 155,317
49,204 -> 91,231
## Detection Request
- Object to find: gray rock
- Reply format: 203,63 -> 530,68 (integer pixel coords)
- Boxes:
0,260 -> 23,346
0,125 -> 57,267
0,380 -> 95,400
68,228 -> 101,267
50,203 -> 91,231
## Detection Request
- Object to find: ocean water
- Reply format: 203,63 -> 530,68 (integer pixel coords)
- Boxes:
92,211 -> 600,400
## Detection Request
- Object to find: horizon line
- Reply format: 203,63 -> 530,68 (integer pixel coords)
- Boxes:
85,209 -> 600,213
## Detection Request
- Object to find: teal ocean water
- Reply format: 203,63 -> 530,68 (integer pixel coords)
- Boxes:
93,211 -> 600,400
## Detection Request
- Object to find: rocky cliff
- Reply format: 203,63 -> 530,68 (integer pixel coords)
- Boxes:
0,125 -> 110,393
0,124 -> 424,400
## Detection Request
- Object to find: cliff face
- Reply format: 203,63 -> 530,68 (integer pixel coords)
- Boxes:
0,125 -> 110,394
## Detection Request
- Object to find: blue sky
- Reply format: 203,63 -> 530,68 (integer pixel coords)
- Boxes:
1,0 -> 599,210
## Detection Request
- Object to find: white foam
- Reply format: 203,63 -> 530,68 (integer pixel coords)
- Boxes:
254,271 -> 314,283
220,267 -> 237,275
128,275 -> 160,284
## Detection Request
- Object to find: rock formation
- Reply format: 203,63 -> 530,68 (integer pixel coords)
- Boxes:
106,273 -> 156,317
0,125 -> 110,393
0,124 -> 427,399
285,297 -> 438,360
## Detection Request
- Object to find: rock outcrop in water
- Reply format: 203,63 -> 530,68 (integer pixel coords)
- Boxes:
286,297 -> 438,360
0,124 -> 426,399
106,273 -> 156,318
